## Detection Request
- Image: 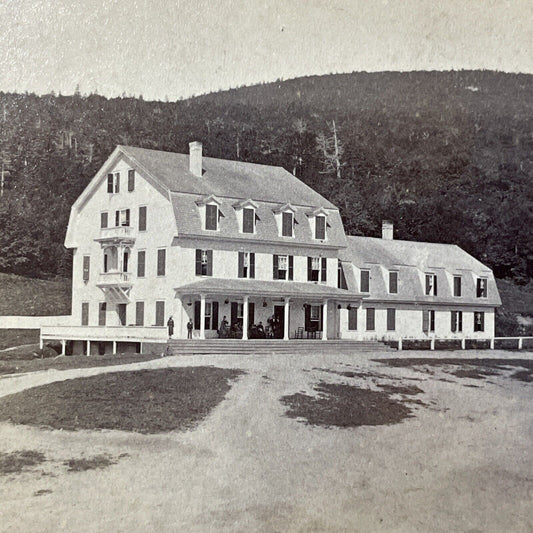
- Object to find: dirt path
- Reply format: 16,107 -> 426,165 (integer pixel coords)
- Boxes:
0,351 -> 532,532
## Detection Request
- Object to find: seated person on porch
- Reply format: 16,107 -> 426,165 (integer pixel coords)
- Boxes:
230,321 -> 243,338
218,316 -> 229,338
257,321 -> 265,337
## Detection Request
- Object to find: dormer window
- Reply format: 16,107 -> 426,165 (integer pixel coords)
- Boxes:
282,212 -> 293,237
205,204 -> 218,231
476,278 -> 487,298
315,215 -> 326,240
425,273 -> 437,296
243,208 -> 255,233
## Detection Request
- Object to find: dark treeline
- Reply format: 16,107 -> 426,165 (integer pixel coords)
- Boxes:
0,70 -> 532,282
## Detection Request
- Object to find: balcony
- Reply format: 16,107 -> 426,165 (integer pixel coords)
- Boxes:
95,226 -> 136,245
96,271 -> 132,288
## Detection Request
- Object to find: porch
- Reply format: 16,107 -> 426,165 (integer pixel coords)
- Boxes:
175,278 -> 361,341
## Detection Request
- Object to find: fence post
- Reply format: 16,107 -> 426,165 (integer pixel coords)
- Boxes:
490,338 -> 495,350
430,338 -> 435,350
461,338 -> 466,350
518,337 -> 523,350
398,337 -> 402,351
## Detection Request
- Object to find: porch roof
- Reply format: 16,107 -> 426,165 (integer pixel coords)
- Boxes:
175,278 -> 361,301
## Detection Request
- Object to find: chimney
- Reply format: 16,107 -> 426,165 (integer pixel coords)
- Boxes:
189,141 -> 202,177
382,220 -> 394,240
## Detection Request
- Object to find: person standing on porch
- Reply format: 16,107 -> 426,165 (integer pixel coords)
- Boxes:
167,316 -> 174,338
187,318 -> 193,339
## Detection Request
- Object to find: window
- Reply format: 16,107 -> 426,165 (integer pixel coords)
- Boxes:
123,249 -> 129,272
204,302 -> 212,330
387,308 -> 396,331
310,305 -> 321,321
107,172 -> 120,193
348,306 -> 357,330
307,257 -> 327,282
315,215 -> 326,240
139,206 -> 147,231
338,260 -> 348,289
273,254 -> 293,280
196,249 -> 213,276
81,302 -> 89,326
282,212 -> 293,237
243,208 -> 255,233
476,278 -> 488,298
360,270 -> 370,292
305,304 -> 322,332
451,311 -> 463,332
135,301 -> 144,326
422,310 -> 436,333
115,209 -> 130,227
157,249 -> 166,276
82,256 -> 90,281
425,273 -> 438,296
238,252 -> 255,279
389,271 -> 398,294
117,303 -> 127,326
453,276 -> 462,297
137,251 -> 146,278
128,169 -> 135,192
205,204 -> 218,231
155,301 -> 165,327
98,302 -> 106,326
366,308 -> 375,331
474,311 -> 485,332
100,212 -> 108,229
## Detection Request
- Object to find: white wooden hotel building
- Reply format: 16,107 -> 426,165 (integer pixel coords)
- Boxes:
41,142 -> 501,354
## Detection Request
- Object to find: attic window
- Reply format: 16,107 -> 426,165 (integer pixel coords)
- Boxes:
107,172 -> 120,194
205,204 -> 219,231
476,278 -> 487,298
243,207 -> 255,234
282,212 -> 293,237
425,273 -> 437,296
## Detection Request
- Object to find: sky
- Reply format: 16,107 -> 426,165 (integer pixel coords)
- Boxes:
1,0 -> 532,101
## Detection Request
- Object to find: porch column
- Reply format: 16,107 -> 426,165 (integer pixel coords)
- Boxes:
242,296 -> 249,340
322,299 -> 328,340
200,294 -> 206,340
283,298 -> 290,340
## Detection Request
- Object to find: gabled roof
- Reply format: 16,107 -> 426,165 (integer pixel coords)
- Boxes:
119,146 -> 336,208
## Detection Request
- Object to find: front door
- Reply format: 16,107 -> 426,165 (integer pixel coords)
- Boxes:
273,305 -> 285,339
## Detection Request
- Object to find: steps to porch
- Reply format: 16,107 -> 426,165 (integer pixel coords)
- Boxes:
165,339 -> 395,356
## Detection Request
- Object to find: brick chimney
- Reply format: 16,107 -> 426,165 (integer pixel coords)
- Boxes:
382,220 -> 394,240
189,141 -> 202,177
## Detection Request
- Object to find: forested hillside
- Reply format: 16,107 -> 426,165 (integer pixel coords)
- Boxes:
0,70 -> 532,283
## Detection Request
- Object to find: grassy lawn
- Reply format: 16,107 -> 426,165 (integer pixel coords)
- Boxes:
0,367 -> 244,433
0,273 -> 71,316
0,329 -> 40,350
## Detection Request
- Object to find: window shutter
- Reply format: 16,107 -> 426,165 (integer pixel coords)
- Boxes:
248,302 -> 255,328
480,312 -> 485,331
288,255 -> 294,280
100,212 -> 108,228
243,208 -> 254,233
135,302 -> 144,326
304,305 -> 311,331
81,302 -> 89,326
458,311 -> 463,332
155,301 -> 165,327
389,272 -> 398,293
195,249 -> 202,275
315,216 -> 326,239
425,275 -> 431,295
194,301 -> 201,329
212,301 -> 219,330
98,302 -> 106,326
82,256 -> 90,281
206,250 -> 213,276
273,255 -> 279,279
366,308 -> 375,331
361,271 -> 369,292
157,249 -> 166,276
348,307 -> 357,330
107,173 -> 114,193
451,311 -> 457,332
387,308 -> 396,331
139,206 -> 147,231
454,277 -> 461,297
249,253 -> 255,279
321,258 -> 327,283
137,251 -> 145,277
430,310 -> 435,332
422,310 -> 429,332
115,210 -> 119,227
114,173 -> 120,193
231,302 -> 238,325
238,252 -> 244,278
433,275 -> 438,296
128,169 -> 135,191
307,257 -> 312,281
